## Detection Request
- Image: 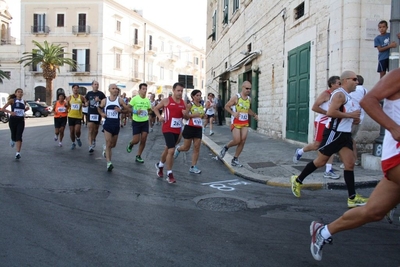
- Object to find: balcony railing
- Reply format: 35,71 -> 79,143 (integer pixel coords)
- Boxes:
132,71 -> 143,81
146,75 -> 158,84
31,25 -> 50,34
168,53 -> 179,62
72,25 -> 91,35
71,64 -> 90,73
133,40 -> 143,49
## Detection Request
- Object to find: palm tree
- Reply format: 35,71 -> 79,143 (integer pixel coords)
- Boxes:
19,40 -> 76,105
0,70 -> 10,83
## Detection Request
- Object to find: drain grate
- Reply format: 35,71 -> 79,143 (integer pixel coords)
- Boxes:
248,162 -> 277,169
197,197 -> 247,212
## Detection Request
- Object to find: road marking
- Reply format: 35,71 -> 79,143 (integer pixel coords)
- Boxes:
201,179 -> 239,185
202,179 -> 250,191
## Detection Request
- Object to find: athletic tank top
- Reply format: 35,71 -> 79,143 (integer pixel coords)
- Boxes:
231,93 -> 251,127
186,102 -> 205,128
315,90 -> 331,124
162,96 -> 186,134
11,98 -> 25,117
326,88 -> 355,132
205,99 -> 215,115
381,98 -> 400,162
104,97 -> 121,125
68,95 -> 83,119
54,101 -> 68,118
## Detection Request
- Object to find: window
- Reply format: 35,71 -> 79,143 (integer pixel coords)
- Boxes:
194,57 -> 199,65
201,60 -> 204,69
134,28 -> 139,44
3,71 -> 10,79
32,49 -> 42,71
149,35 -> 153,50
160,67 -> 164,80
33,14 -> 46,32
115,51 -> 121,69
116,20 -> 121,32
147,62 -> 153,81
169,70 -> 173,80
72,49 -> 90,72
223,0 -> 229,24
194,77 -> 198,88
78,13 -> 86,32
133,59 -> 139,77
57,14 -> 64,27
208,10 -> 217,41
294,2 -> 305,20
58,49 -> 64,66
201,79 -> 204,88
233,0 -> 240,13
161,41 -> 164,52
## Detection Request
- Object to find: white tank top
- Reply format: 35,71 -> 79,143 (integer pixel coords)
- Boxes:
382,98 -> 400,161
314,90 -> 331,124
327,88 -> 355,132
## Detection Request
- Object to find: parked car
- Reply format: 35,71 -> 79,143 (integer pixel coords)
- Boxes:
25,102 -> 33,117
26,101 -> 50,117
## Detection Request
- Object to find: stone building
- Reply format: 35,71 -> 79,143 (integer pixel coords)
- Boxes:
206,0 -> 393,150
0,0 -> 205,101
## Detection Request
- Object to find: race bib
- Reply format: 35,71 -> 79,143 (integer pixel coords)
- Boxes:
192,118 -> 202,126
239,113 -> 248,121
82,106 -> 88,113
71,103 -> 80,110
171,117 -> 182,128
106,109 -> 119,119
139,110 -> 148,117
57,107 -> 66,113
90,114 -> 99,121
14,108 -> 24,117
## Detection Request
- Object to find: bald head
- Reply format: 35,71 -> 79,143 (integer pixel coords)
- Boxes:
241,81 -> 252,96
340,70 -> 358,92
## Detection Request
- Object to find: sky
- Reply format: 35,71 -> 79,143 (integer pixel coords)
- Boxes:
7,0 -> 207,49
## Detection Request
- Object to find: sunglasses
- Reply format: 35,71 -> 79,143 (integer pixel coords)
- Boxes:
347,77 -> 358,81
245,87 -> 251,90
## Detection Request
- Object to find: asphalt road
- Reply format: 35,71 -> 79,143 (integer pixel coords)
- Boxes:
0,117 -> 399,266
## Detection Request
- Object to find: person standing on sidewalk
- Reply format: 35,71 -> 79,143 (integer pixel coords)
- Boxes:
216,94 -> 224,126
66,84 -> 87,150
290,71 -> 368,208
293,76 -> 341,179
85,80 -> 106,153
1,88 -> 29,159
308,68 -> 400,261
173,89 -> 205,174
218,81 -> 258,167
53,92 -> 68,147
203,93 -> 216,136
153,82 -> 187,184
126,83 -> 151,164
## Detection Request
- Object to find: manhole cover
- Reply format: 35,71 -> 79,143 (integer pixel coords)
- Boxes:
197,197 -> 247,212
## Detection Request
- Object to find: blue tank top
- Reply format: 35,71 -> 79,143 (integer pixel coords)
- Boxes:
11,99 -> 26,117
104,97 -> 121,126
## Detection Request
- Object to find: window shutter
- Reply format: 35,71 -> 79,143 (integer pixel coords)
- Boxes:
72,49 -> 77,71
85,49 -> 90,72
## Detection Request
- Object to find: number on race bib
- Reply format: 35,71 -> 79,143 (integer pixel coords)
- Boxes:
90,114 -> 99,121
71,104 -> 80,110
58,107 -> 66,113
192,118 -> 202,126
106,109 -> 119,119
239,113 -> 248,121
171,117 -> 182,128
14,109 -> 24,117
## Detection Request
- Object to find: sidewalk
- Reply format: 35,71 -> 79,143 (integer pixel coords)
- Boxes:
201,124 -> 382,190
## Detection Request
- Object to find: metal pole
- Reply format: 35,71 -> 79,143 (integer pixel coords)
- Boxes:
373,0 -> 400,157
143,23 -> 146,82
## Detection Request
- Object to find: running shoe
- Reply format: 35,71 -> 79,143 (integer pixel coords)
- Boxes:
173,146 -> 180,159
340,163 -> 345,169
15,153 -> 21,160
293,148 -> 302,163
209,131 -> 214,136
89,145 -> 94,153
290,175 -> 302,198
10,140 -> 15,148
54,135 -> 58,141
231,158 -> 243,167
189,166 -> 202,174
107,162 -> 114,172
92,140 -> 96,148
135,155 -> 144,163
202,127 -> 205,134
126,143 -> 133,153
219,146 -> 228,159
386,206 -> 396,224
166,173 -> 176,184
150,128 -> 153,132
310,221 -> 332,261
347,194 -> 368,208
355,160 -> 361,166
102,144 -> 106,158
323,169 -> 340,179
76,138 -> 82,147
71,143 -> 76,150
59,142 -> 62,147
155,162 -> 164,178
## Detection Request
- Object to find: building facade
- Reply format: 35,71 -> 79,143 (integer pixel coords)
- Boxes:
206,0 -> 392,148
1,0 -> 205,101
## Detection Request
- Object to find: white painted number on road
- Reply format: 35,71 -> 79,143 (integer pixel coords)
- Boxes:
202,179 -> 250,191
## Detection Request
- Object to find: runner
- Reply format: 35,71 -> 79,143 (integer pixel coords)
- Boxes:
97,84 -> 131,171
203,93 -> 216,136
290,71 -> 368,207
153,82 -> 187,183
173,89 -> 204,174
309,68 -> 400,261
120,92 -> 129,128
53,92 -> 68,147
66,84 -> 86,150
126,83 -> 151,163
1,88 -> 29,159
85,80 -> 106,153
149,93 -> 157,132
293,76 -> 342,179
218,81 -> 259,167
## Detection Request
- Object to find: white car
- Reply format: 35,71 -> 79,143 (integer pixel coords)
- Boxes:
25,102 -> 33,117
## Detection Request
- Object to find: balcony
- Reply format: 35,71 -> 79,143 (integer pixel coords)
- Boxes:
133,40 -> 143,49
167,52 -> 179,62
146,46 -> 158,56
146,75 -> 158,85
71,64 -> 90,73
72,25 -> 91,35
31,26 -> 50,35
132,71 -> 143,82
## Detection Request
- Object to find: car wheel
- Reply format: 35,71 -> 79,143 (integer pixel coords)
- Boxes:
34,111 -> 41,117
1,115 -> 9,123
43,114 -> 48,117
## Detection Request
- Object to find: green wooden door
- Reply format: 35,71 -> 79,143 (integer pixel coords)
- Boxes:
286,42 -> 310,142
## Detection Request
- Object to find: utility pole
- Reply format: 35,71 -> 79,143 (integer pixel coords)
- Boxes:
373,0 -> 400,157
